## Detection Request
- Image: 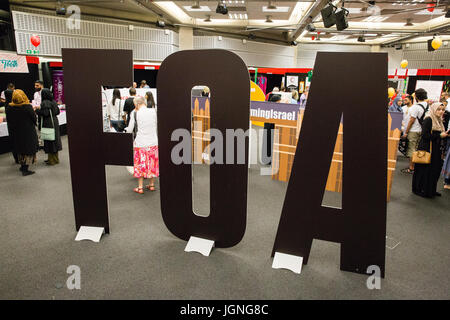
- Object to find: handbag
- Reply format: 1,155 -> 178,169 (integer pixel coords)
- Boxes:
412,132 -> 432,164
132,110 -> 138,139
116,100 -> 126,132
412,149 -> 431,164
40,108 -> 55,141
398,133 -> 408,157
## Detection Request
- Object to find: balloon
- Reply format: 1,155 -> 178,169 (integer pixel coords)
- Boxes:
30,35 -> 40,47
400,59 -> 408,68
427,3 -> 435,12
388,87 -> 395,98
431,37 -> 442,50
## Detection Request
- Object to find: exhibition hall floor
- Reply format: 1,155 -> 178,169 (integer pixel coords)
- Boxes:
0,136 -> 449,300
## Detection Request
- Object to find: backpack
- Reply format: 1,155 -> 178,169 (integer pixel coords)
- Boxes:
416,102 -> 428,125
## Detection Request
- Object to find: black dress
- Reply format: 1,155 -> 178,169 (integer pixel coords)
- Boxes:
36,99 -> 62,154
412,117 -> 443,198
6,104 -> 39,156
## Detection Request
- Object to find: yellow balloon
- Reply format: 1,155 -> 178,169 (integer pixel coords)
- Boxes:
431,37 -> 442,50
388,87 -> 395,98
400,59 -> 408,68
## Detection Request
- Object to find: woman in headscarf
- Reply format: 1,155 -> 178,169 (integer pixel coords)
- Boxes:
412,102 -> 449,197
7,89 -> 39,176
35,88 -> 62,165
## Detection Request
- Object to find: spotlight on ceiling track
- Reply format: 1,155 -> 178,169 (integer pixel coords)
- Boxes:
216,1 -> 228,15
156,20 -> 165,28
55,2 -> 66,15
267,1 -> 277,10
405,18 -> 413,26
321,2 -> 337,28
290,40 -> 298,46
357,36 -> 365,42
306,23 -> 316,32
191,1 -> 200,9
265,15 -> 273,23
368,1 -> 376,5
335,7 -> 349,31
204,15 -> 211,22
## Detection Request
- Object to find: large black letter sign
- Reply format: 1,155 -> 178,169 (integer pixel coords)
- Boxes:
272,52 -> 388,277
63,49 -> 134,233
157,49 -> 250,247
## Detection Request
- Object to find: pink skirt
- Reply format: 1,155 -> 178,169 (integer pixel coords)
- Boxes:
133,146 -> 159,178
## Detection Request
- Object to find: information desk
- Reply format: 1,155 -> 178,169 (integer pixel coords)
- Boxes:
0,110 -> 67,155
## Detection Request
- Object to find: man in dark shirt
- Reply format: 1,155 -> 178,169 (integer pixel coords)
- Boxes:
123,87 -> 136,125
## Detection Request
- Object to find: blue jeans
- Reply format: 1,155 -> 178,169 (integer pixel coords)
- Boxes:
110,120 -> 125,132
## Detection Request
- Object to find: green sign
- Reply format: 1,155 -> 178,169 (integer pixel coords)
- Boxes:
26,50 -> 40,55
307,70 -> 313,81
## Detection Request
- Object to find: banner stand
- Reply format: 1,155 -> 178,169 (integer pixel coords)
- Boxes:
184,236 -> 215,257
272,252 -> 303,274
74,226 -> 105,243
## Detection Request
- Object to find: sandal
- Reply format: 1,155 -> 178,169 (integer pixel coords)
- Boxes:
401,168 -> 414,174
134,187 -> 144,194
146,185 -> 155,191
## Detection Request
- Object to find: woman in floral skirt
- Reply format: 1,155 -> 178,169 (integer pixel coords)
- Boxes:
125,96 -> 159,194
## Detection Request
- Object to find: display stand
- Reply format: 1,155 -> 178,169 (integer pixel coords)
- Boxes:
74,226 -> 105,243
184,236 -> 215,256
272,252 -> 303,274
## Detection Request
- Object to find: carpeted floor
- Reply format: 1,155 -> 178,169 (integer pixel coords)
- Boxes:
0,135 -> 449,300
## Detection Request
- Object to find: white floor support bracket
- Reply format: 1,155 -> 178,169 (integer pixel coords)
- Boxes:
75,226 -> 105,243
184,236 -> 215,257
272,252 -> 304,274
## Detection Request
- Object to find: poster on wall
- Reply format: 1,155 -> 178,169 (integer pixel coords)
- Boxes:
286,75 -> 298,89
0,52 -> 29,73
415,80 -> 444,102
52,70 -> 64,104
299,81 -> 305,93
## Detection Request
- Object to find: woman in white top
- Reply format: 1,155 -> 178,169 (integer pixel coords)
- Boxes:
107,89 -> 125,132
125,96 -> 159,194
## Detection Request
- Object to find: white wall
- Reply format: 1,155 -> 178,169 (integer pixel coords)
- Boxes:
296,43 -> 372,68
11,8 -> 178,62
193,36 -> 296,68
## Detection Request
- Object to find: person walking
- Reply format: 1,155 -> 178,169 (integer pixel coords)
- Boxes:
123,87 -> 137,126
6,89 -> 39,176
107,88 -> 125,132
125,96 -> 159,194
145,91 -> 156,108
412,102 -> 449,198
35,88 -> 62,165
402,88 -> 429,174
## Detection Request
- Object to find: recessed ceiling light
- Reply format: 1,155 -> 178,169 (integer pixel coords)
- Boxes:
183,6 -> 211,12
328,35 -> 350,41
262,6 -> 289,13
363,16 -> 389,22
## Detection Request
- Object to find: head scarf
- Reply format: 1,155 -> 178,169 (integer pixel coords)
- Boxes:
41,88 -> 54,101
9,89 -> 30,107
4,89 -> 13,105
426,102 -> 445,132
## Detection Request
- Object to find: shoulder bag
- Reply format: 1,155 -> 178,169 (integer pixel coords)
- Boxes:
412,126 -> 431,164
116,100 -> 126,132
40,108 -> 55,141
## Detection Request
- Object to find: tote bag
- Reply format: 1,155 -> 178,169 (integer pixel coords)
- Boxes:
40,108 -> 55,141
